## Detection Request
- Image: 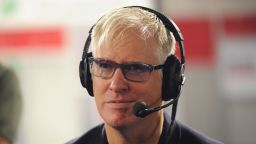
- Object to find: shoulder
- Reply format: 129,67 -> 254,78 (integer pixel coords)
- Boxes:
0,64 -> 19,88
0,63 -> 21,104
173,121 -> 223,144
66,123 -> 107,144
0,64 -> 15,78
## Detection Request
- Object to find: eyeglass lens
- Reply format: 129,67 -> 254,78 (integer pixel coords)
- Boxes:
88,58 -> 161,82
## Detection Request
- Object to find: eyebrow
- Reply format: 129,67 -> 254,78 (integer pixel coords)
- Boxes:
94,57 -> 150,65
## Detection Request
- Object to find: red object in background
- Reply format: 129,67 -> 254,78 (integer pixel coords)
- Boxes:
0,28 -> 64,51
173,15 -> 256,65
174,18 -> 215,65
224,15 -> 256,37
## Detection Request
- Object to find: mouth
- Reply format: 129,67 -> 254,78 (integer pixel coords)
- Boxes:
105,100 -> 135,109
108,100 -> 135,103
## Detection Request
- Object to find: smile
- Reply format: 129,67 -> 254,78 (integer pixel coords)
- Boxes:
105,100 -> 135,109
108,100 -> 134,103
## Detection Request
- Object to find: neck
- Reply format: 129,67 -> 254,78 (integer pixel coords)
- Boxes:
105,110 -> 164,144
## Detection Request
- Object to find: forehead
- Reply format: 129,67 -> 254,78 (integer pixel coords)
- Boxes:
94,29 -> 163,64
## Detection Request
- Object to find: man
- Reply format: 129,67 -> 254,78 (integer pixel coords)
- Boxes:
0,64 -> 22,144
69,6 -> 223,144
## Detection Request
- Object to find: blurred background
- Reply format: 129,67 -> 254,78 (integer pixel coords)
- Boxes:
0,0 -> 256,143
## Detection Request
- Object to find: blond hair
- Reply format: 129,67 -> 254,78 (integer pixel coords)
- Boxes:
91,7 -> 176,60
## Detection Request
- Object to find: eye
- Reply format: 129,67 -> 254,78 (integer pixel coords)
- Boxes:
96,60 -> 114,70
124,63 -> 150,74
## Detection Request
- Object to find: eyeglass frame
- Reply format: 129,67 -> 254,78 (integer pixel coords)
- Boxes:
87,57 -> 164,82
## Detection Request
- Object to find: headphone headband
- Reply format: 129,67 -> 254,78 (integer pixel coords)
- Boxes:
125,6 -> 184,41
124,6 -> 185,65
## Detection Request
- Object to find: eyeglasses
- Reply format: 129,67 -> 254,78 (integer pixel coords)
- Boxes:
88,57 -> 164,82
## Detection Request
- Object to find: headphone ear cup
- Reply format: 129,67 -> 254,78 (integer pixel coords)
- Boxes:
79,60 -> 86,88
79,59 -> 94,96
162,55 -> 182,101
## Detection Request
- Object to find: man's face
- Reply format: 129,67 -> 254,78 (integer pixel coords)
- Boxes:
92,29 -> 163,128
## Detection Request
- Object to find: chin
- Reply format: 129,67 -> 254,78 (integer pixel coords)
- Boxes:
103,112 -> 136,128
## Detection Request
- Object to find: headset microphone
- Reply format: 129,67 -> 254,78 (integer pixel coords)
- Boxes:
133,96 -> 180,118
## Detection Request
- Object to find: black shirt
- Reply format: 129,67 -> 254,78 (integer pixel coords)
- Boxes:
67,113 -> 223,144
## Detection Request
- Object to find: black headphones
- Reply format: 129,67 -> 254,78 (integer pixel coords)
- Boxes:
79,6 -> 185,101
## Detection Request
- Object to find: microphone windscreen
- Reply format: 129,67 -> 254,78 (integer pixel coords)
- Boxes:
133,102 -> 147,117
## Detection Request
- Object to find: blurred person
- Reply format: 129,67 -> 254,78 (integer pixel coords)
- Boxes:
0,63 -> 22,144
68,6 -> 223,144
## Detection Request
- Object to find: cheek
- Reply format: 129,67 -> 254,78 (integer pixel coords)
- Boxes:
92,78 -> 107,106
92,77 -> 107,95
137,73 -> 162,103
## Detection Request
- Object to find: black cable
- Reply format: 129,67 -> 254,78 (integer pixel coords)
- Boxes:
164,100 -> 178,144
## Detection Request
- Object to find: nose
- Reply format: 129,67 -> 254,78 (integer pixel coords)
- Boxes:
109,68 -> 129,93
